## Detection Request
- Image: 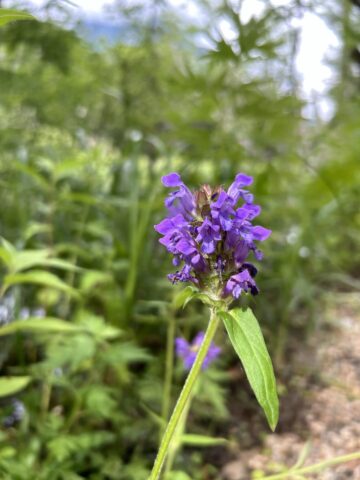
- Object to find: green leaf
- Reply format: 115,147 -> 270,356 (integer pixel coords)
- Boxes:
0,237 -> 16,255
3,271 -> 79,298
0,318 -> 82,336
0,247 -> 12,269
9,249 -> 50,272
141,403 -> 166,428
172,285 -> 197,309
80,271 -> 113,293
0,9 -> 35,26
35,258 -> 81,272
219,307 -> 279,431
79,315 -> 122,340
180,434 -> 228,447
0,241 -> 80,276
5,249 -> 80,274
84,386 -> 117,419
0,316 -> 121,341
52,158 -> 85,182
102,342 -> 151,365
172,286 -> 226,310
48,432 -> 115,462
24,223 -> 52,241
0,376 -> 31,397
192,292 -> 222,308
11,163 -> 50,191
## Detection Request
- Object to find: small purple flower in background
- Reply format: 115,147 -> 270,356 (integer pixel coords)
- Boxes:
2,399 -> 26,428
175,332 -> 221,371
154,172 -> 271,301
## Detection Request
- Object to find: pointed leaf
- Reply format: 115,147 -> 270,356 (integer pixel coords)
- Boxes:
172,286 -> 197,309
34,258 -> 81,272
0,318 -> 82,336
0,247 -> 12,269
0,317 -> 122,339
219,307 -> 279,430
3,271 -> 79,298
0,9 -> 35,26
0,376 -> 31,397
10,249 -> 50,272
24,223 -> 52,241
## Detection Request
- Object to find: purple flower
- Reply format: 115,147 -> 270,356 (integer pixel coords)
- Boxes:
154,172 -> 271,300
210,191 -> 235,231
154,213 -> 188,236
162,172 -> 196,220
175,332 -> 221,370
236,203 -> 261,221
224,264 -> 259,299
3,399 -> 25,428
168,264 -> 198,284
195,217 -> 221,254
227,173 -> 254,204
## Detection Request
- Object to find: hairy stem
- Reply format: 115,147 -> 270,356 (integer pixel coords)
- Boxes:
149,307 -> 220,480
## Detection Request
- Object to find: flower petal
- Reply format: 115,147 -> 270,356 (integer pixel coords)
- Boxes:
162,172 -> 183,187
154,218 -> 174,234
252,226 -> 272,241
235,173 -> 253,186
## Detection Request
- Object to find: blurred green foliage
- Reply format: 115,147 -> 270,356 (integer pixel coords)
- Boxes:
0,0 -> 359,478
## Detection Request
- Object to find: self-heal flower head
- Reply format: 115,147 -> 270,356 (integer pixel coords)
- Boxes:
175,332 -> 221,371
154,172 -> 271,301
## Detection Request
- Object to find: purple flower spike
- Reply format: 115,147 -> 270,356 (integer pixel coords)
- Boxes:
154,171 -> 271,300
175,332 -> 221,371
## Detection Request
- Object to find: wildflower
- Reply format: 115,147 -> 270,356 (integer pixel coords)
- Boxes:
162,173 -> 195,220
154,172 -> 271,300
175,332 -> 221,370
223,264 -> 259,298
195,218 -> 221,254
3,399 -> 25,428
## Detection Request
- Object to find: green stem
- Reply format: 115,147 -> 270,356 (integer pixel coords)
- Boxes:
149,307 -> 221,480
160,311 -> 176,439
261,451 -> 360,479
41,374 -> 52,419
164,382 -> 198,478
